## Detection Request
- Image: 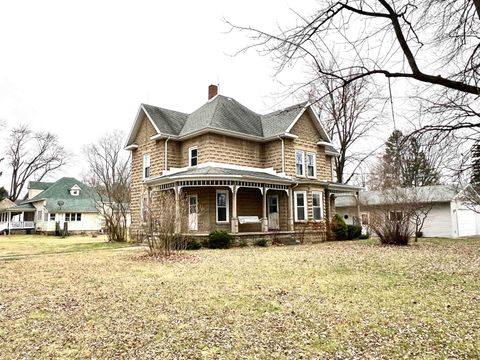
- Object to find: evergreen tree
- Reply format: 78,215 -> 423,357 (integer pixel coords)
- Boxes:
0,187 -> 7,201
471,140 -> 480,187
373,130 -> 440,189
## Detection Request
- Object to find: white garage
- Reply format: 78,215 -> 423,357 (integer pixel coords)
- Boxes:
335,185 -> 480,239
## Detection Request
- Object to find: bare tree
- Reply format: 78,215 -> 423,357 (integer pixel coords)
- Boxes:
311,73 -> 380,183
6,124 -> 66,201
142,190 -> 191,257
84,131 -> 130,242
228,1 -> 480,136
366,187 -> 434,245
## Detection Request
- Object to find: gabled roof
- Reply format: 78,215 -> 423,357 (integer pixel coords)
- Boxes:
0,198 -> 15,211
19,177 -> 98,213
126,94 -> 333,147
28,181 -> 54,191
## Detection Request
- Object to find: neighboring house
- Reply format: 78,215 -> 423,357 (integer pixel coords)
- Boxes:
0,198 -> 16,233
1,178 -> 103,234
335,185 -> 480,238
125,85 -> 360,242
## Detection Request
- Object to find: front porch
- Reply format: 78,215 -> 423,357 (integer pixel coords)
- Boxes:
151,180 -> 295,235
0,209 -> 36,234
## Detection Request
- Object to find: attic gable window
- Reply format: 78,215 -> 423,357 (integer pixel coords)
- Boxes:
70,185 -> 81,196
143,154 -> 151,179
189,147 -> 198,167
295,150 -> 305,176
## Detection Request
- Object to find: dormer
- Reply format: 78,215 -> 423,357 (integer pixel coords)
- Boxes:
70,184 -> 81,196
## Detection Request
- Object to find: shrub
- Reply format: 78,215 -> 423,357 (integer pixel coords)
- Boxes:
347,225 -> 362,240
358,233 -> 370,240
370,216 -> 411,245
416,231 -> 423,238
254,238 -> 268,247
238,238 -> 248,247
331,214 -> 348,240
207,231 -> 233,249
185,238 -> 202,250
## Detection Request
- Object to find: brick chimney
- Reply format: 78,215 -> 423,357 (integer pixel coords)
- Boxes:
208,84 -> 218,100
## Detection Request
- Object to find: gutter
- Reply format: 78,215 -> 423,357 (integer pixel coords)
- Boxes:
164,136 -> 171,171
277,135 -> 285,173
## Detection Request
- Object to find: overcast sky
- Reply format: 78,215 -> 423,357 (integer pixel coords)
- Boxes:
0,0 -> 319,190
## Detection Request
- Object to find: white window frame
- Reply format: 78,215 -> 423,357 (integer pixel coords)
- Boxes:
307,152 -> 317,178
312,192 -> 323,221
216,190 -> 229,223
188,146 -> 198,167
295,150 -> 305,177
143,154 -> 151,179
294,191 -> 307,222
50,213 -> 56,221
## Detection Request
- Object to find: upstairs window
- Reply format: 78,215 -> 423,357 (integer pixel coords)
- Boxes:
189,147 -> 198,167
312,192 -> 323,220
295,150 -> 305,176
307,152 -> 316,178
143,154 -> 151,179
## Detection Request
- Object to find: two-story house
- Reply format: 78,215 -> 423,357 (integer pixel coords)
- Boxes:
126,85 -> 360,242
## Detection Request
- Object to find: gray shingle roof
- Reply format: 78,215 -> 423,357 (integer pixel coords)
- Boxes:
141,96 -> 309,139
21,177 -> 99,213
163,166 -> 291,182
260,102 -> 307,137
142,104 -> 188,135
335,185 -> 458,207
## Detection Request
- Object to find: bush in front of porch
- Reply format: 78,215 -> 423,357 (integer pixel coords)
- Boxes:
206,231 -> 233,249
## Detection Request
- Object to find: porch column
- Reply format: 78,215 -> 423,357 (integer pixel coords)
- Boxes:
356,191 -> 361,225
231,186 -> 239,234
287,188 -> 294,231
174,186 -> 181,234
262,186 -> 268,232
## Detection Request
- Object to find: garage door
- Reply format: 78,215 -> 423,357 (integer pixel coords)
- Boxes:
457,209 -> 476,237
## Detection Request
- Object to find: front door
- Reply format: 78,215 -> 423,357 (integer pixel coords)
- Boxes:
188,195 -> 198,231
268,195 -> 279,230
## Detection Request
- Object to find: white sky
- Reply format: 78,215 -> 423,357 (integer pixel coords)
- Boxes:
0,0 -> 318,190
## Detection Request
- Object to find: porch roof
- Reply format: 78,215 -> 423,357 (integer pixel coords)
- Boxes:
7,203 -> 35,212
146,165 -> 293,186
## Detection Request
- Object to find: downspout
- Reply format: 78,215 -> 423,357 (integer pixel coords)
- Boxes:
164,136 -> 171,172
277,135 -> 285,174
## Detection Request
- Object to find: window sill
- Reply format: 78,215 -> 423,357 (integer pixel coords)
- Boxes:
216,221 -> 229,224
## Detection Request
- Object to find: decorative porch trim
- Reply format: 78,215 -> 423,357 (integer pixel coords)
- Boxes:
153,180 -> 289,192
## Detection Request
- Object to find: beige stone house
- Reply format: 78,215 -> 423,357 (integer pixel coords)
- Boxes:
126,85 -> 360,242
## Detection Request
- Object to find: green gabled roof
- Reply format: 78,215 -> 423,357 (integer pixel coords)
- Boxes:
22,177 -> 99,213
8,203 -> 35,211
28,181 -> 54,191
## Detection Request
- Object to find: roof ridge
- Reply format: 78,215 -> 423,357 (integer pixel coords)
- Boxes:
142,103 -> 189,116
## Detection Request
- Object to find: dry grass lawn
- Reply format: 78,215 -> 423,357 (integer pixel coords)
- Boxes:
0,235 -> 479,359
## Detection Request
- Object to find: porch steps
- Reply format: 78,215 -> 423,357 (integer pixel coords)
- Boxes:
274,234 -> 301,246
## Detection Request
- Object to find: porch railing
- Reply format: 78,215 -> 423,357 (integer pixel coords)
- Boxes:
9,221 -> 35,229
